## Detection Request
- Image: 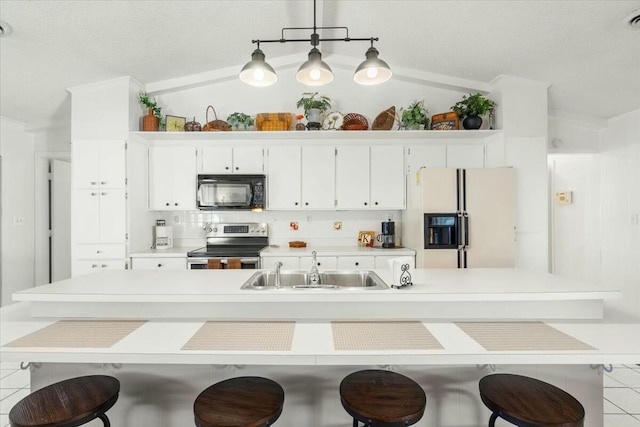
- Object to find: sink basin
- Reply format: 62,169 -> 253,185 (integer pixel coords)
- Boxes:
241,270 -> 389,290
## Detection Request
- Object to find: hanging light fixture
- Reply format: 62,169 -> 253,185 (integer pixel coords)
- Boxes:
239,0 -> 391,87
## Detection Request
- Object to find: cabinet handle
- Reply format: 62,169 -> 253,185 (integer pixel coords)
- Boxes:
96,250 -> 102,254
355,262 -> 359,266
91,264 -> 98,268
166,203 -> 170,206
374,201 -> 379,205
225,166 -> 229,170
157,263 -> 163,268
317,262 -> 321,266
101,192 -> 107,196
91,192 -> 97,196
101,264 -> 107,268
364,202 -> 368,206
294,202 -> 298,206
91,182 -> 97,185
305,202 -> 309,206
100,181 -> 107,185
174,203 -> 178,206
235,166 -> 239,170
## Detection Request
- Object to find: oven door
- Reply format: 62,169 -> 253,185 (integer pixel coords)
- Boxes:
187,257 -> 261,270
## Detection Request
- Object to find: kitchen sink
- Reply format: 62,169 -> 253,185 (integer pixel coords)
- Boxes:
241,270 -> 389,290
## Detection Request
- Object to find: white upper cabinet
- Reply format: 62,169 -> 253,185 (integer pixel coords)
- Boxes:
266,145 -> 302,209
301,146 -> 335,209
335,146 -> 370,209
73,140 -> 126,189
406,145 -> 447,174
200,146 -> 263,174
336,145 -> 405,210
149,146 -> 197,211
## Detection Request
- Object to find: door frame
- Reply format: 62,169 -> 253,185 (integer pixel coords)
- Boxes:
34,151 -> 71,285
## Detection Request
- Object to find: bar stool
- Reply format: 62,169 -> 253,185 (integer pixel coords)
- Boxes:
479,373 -> 585,427
340,369 -> 426,427
9,375 -> 120,427
194,376 -> 285,427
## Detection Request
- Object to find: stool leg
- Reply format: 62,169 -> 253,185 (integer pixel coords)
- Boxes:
353,418 -> 358,427
488,412 -> 498,427
97,413 -> 111,427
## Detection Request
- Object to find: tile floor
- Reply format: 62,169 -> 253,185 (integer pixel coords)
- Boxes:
1,361 -> 639,426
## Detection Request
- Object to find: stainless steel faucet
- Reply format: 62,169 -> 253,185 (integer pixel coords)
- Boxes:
308,251 -> 321,285
274,262 -> 283,288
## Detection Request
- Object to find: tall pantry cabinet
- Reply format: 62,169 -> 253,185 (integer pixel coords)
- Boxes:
68,77 -> 143,276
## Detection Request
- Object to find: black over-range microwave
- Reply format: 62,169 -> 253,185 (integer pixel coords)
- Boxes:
197,174 -> 265,210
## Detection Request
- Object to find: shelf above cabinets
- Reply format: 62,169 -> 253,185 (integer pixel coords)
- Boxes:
130,129 -> 502,144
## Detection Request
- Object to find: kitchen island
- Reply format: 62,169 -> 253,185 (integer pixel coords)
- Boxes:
1,268 -> 638,427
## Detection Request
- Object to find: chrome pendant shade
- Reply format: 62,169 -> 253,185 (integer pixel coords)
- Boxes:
296,48 -> 334,86
239,48 -> 278,87
353,46 -> 392,85
240,0 -> 390,87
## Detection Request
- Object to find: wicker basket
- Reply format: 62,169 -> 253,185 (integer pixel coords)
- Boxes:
341,113 -> 369,131
202,106 -> 231,131
256,113 -> 293,131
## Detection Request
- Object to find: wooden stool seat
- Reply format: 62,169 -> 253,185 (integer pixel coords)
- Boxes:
194,376 -> 284,427
9,375 -> 120,427
340,369 -> 426,427
479,373 -> 585,427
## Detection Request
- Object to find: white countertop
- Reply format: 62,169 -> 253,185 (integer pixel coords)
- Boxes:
260,245 -> 416,256
11,268 -> 619,320
129,247 -> 198,258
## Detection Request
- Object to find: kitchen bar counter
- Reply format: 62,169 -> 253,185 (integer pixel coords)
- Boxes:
10,268 -> 618,320
260,245 -> 416,256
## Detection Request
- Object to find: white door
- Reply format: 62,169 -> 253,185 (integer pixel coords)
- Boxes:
233,146 -> 264,174
98,141 -> 126,188
74,189 -> 101,243
72,140 -> 99,188
267,146 -> 301,209
98,189 -> 126,243
370,145 -> 405,209
335,146 -> 370,209
464,168 -> 515,267
301,146 -> 335,209
201,147 -> 233,174
51,159 -> 71,282
171,147 -> 197,210
148,147 -> 174,210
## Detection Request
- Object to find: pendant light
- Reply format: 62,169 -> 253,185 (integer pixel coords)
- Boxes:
240,0 -> 391,87
239,46 -> 278,87
354,45 -> 393,85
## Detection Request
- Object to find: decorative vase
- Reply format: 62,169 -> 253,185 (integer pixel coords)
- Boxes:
142,108 -> 159,131
462,114 -> 482,130
306,108 -> 321,130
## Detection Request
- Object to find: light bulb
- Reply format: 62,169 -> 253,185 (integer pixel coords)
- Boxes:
253,68 -> 265,81
309,69 -> 321,81
366,67 -> 378,79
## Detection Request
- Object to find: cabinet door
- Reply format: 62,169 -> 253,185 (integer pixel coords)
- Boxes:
171,147 -> 197,210
72,140 -> 99,188
406,145 -> 447,174
337,256 -> 375,270
73,189 -> 100,243
98,189 -> 126,243
73,259 -> 126,276
201,147 -> 233,174
261,256 -> 299,270
335,146 -> 370,209
299,256 -> 337,270
267,146 -> 301,209
132,257 -> 186,270
149,147 -> 175,210
301,146 -> 335,209
446,144 -> 485,168
370,145 -> 405,209
233,146 -> 264,174
98,141 -> 126,188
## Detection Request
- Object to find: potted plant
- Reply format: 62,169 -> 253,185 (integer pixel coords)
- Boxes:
227,112 -> 254,131
451,93 -> 495,130
400,100 -> 429,130
138,91 -> 164,131
296,92 -> 331,130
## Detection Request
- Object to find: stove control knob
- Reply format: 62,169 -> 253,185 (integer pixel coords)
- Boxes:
213,227 -> 218,233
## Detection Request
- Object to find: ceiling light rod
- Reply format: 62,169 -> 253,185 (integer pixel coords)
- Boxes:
240,0 -> 392,86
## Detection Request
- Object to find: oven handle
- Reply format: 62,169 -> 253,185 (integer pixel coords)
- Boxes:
187,257 -> 260,264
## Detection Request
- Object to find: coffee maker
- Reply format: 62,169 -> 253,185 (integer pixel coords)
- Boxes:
377,219 -> 395,248
154,219 -> 173,250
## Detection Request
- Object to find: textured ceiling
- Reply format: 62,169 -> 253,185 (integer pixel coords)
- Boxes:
1,0 -> 639,129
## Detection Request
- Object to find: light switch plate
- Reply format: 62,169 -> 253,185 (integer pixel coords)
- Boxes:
555,191 -> 572,204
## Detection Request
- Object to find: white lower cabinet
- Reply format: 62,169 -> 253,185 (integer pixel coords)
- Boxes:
337,256 -> 375,270
73,244 -> 127,276
73,259 -> 126,276
299,256 -> 337,270
131,257 -> 186,270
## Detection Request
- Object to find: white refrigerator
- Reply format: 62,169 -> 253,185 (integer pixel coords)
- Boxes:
403,167 -> 516,268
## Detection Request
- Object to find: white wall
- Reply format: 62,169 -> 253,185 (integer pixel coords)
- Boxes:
0,117 -> 36,306
599,109 -> 640,319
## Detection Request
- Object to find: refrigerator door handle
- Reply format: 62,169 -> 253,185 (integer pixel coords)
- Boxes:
456,211 -> 464,248
463,212 -> 470,247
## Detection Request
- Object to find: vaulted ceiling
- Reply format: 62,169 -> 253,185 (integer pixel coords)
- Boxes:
1,0 -> 639,130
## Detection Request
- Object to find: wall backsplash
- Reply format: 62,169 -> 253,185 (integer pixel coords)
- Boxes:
153,210 -> 404,250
